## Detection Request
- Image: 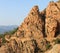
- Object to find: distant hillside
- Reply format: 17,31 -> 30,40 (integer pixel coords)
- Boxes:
0,25 -> 18,34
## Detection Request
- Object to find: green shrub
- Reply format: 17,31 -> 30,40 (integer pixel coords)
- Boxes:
54,38 -> 60,44
4,28 -> 18,35
0,34 -> 6,44
46,42 -> 51,50
45,40 -> 51,50
0,27 -> 18,44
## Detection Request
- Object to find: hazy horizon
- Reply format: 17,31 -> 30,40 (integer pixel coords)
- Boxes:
0,0 -> 57,26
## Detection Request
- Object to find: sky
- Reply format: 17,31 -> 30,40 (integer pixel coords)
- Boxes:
0,0 -> 57,26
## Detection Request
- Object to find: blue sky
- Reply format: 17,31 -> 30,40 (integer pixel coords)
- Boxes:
0,0 -> 57,26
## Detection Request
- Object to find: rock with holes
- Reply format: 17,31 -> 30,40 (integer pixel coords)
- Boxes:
4,37 -> 39,53
46,1 -> 60,37
16,6 -> 44,39
45,18 -> 57,38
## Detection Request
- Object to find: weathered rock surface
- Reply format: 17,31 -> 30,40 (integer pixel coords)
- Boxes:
45,44 -> 60,53
0,1 -> 60,53
0,46 -> 8,53
46,1 -> 60,38
16,6 -> 44,38
45,18 -> 57,38
1,6 -> 45,53
5,38 -> 37,53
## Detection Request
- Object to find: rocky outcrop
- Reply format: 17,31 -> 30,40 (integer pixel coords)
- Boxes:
14,6 -> 45,50
46,1 -> 60,38
2,6 -> 45,53
16,6 -> 44,38
5,38 -> 37,53
4,37 -> 51,53
1,1 -> 60,53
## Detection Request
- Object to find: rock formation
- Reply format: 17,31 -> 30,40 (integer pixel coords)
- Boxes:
16,6 -> 44,38
0,1 -> 60,53
46,1 -> 60,38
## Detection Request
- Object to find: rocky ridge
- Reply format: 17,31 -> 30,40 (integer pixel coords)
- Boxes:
0,1 -> 60,53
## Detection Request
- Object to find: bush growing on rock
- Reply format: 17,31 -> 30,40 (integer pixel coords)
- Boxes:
54,38 -> 60,44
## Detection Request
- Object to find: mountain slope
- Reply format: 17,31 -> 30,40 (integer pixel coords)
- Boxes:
0,25 -> 18,34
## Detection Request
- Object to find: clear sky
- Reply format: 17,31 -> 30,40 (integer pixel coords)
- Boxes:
0,0 -> 57,26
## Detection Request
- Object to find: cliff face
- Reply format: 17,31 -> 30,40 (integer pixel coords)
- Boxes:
0,1 -> 60,53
